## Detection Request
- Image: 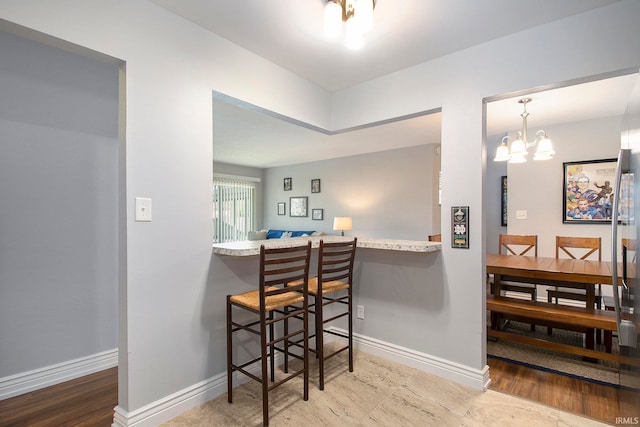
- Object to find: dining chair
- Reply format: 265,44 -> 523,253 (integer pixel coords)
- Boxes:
547,236 -> 602,337
291,238 -> 357,390
491,234 -> 538,330
428,234 -> 442,242
226,242 -> 311,427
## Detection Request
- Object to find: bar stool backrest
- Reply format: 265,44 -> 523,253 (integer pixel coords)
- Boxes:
317,238 -> 357,289
260,243 -> 312,309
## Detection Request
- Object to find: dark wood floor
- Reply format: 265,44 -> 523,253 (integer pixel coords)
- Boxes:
0,367 -> 117,427
488,358 -> 640,425
0,361 -> 638,426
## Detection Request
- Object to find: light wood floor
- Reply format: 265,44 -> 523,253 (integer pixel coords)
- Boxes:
0,359 -> 637,426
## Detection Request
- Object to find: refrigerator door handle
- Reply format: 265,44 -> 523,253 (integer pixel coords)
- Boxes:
611,148 -> 637,347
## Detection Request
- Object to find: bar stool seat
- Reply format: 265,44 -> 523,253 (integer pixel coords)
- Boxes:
230,287 -> 305,311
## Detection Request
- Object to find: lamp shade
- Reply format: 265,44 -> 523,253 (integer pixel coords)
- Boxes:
533,136 -> 555,160
493,141 -> 510,162
333,216 -> 353,231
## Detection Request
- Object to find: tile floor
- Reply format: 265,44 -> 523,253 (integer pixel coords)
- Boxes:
162,349 -> 607,426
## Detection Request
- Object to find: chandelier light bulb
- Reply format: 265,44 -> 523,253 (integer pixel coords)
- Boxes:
345,17 -> 365,49
355,0 -> 374,33
323,0 -> 343,38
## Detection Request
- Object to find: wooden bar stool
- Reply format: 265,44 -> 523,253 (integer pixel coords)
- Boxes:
226,242 -> 311,427
291,238 -> 357,390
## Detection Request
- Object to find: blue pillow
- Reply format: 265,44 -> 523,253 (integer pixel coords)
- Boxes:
290,231 -> 314,237
266,230 -> 286,239
266,230 -> 315,239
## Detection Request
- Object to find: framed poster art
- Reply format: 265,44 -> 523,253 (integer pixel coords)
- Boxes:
501,176 -> 508,227
563,158 -> 617,224
277,202 -> 286,215
289,196 -> 308,217
284,177 -> 292,191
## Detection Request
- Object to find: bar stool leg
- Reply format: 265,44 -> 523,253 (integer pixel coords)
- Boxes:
226,296 -> 233,403
316,294 -> 325,390
260,310 -> 269,426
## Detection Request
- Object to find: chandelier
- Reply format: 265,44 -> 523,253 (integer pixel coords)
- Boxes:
493,98 -> 556,163
324,0 -> 375,50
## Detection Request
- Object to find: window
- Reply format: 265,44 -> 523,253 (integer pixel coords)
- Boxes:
213,174 -> 258,243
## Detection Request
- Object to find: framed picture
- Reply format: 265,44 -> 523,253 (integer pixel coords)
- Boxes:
277,202 -> 286,215
311,179 -> 321,193
283,177 -> 292,191
289,196 -> 308,217
312,208 -> 324,220
563,158 -> 617,224
451,206 -> 469,249
501,176 -> 508,227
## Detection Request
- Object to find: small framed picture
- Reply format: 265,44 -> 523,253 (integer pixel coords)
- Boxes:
451,206 -> 469,249
277,202 -> 286,215
311,179 -> 321,193
501,176 -> 508,227
312,208 -> 324,220
284,177 -> 292,191
289,196 -> 308,217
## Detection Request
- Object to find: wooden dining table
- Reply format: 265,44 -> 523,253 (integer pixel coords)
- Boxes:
486,253 -> 619,352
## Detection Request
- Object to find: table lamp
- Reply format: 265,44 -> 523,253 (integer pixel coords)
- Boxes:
333,217 -> 352,236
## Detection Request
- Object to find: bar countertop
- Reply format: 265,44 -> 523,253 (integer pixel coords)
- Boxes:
212,235 -> 441,256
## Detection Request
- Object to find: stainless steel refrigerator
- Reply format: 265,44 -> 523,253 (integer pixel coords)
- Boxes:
612,70 -> 640,396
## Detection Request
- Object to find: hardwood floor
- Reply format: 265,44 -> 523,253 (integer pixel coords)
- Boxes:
0,367 -> 117,427
488,357 -> 640,425
0,361 -> 637,426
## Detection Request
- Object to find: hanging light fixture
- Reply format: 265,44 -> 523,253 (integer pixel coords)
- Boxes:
323,0 -> 375,50
493,98 -> 555,163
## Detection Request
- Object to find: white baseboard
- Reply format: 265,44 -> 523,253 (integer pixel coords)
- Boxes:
113,331 -> 490,426
326,327 -> 491,391
112,356 -> 275,427
0,348 -> 118,401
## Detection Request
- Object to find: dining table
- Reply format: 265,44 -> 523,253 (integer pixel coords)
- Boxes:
486,253 -> 620,353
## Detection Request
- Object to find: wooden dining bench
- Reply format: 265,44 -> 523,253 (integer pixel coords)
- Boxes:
486,294 -> 619,363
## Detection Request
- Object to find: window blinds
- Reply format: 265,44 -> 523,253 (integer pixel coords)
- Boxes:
213,176 -> 257,243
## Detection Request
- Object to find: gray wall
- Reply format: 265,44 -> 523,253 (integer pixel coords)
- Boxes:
1,0 -> 638,421
0,31 -> 119,376
263,144 -> 441,239
507,116 -> 620,259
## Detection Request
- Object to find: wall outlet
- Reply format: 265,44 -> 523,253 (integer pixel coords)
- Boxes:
357,305 -> 365,319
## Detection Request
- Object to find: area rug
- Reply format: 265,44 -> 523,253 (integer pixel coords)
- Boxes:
487,320 -> 621,386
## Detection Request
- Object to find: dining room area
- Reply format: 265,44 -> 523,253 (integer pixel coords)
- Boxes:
483,69 -> 640,421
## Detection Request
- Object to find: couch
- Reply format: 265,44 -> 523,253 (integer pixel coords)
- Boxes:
247,229 -> 324,241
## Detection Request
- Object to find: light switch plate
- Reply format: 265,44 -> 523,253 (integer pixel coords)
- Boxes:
516,210 -> 527,220
135,197 -> 152,222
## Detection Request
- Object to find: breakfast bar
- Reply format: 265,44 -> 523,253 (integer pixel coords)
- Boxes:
212,236 -> 441,256
211,236 -> 447,380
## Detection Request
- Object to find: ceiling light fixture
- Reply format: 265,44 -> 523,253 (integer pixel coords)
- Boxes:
493,98 -> 556,163
324,0 -> 375,50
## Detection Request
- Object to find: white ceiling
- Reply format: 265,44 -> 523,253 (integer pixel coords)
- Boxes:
149,0 -> 637,168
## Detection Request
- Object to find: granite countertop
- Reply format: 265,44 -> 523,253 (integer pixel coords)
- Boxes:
212,235 -> 441,256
